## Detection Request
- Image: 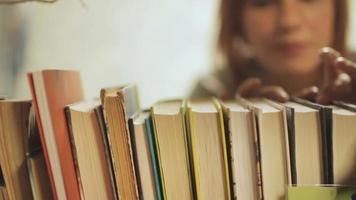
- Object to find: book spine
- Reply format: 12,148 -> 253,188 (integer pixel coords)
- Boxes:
285,107 -> 297,184
251,110 -> 264,200
180,104 -> 195,200
183,110 -> 196,200
95,106 -> 119,200
118,96 -> 140,199
214,99 -> 232,200
27,73 -> 58,200
320,107 -> 334,184
150,111 -> 168,200
128,116 -> 144,199
222,110 -> 237,200
64,107 -> 84,200
100,101 -> 120,199
145,116 -> 163,200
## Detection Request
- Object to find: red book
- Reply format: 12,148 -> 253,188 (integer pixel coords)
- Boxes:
28,69 -> 84,200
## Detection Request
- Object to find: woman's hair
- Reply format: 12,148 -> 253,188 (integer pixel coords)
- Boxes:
217,0 -> 348,68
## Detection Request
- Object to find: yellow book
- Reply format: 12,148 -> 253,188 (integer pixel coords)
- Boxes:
151,100 -> 193,200
187,98 -> 231,200
287,185 -> 356,200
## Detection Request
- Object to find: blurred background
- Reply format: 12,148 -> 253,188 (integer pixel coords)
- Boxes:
0,0 -> 355,107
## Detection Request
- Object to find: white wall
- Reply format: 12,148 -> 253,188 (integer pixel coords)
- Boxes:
348,0 -> 356,50
13,0 -> 356,107
15,0 -> 218,107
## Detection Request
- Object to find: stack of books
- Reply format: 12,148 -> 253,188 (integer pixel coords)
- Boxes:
0,69 -> 355,200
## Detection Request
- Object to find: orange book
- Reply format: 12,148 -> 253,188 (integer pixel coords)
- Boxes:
27,69 -> 84,200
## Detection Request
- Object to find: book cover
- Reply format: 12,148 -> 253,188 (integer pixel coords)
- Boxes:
100,84 -> 140,199
287,185 -> 356,200
27,70 -> 84,200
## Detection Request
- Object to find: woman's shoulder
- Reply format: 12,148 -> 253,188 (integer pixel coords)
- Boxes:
347,52 -> 356,62
188,59 -> 261,99
188,66 -> 237,99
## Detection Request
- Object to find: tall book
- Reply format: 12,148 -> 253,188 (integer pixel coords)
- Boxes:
0,100 -> 33,200
27,70 -> 84,200
187,99 -> 231,200
151,100 -> 193,200
222,100 -> 261,200
331,105 -> 356,184
284,102 -> 324,184
100,84 -> 140,199
66,101 -> 116,200
247,99 -> 291,200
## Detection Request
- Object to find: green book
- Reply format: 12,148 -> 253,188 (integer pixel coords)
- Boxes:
145,115 -> 163,200
288,185 -> 356,200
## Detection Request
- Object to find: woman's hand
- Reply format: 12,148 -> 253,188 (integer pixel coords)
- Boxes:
236,77 -> 290,102
309,47 -> 356,105
236,47 -> 356,105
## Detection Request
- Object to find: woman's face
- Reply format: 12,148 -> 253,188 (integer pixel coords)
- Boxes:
242,0 -> 334,76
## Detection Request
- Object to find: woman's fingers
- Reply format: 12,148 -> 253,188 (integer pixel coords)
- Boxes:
236,48 -> 356,104
316,73 -> 352,105
236,77 -> 262,98
236,78 -> 289,102
258,86 -> 290,102
316,52 -> 356,104
336,57 -> 356,88
320,47 -> 340,88
316,88 -> 333,105
316,47 -> 345,104
293,86 -> 319,102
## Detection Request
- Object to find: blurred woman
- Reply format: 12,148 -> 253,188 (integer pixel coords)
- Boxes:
190,0 -> 356,104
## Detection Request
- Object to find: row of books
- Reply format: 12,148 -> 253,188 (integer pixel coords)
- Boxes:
0,69 -> 355,200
